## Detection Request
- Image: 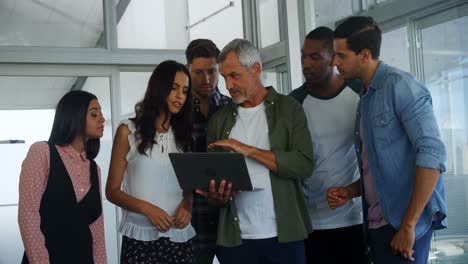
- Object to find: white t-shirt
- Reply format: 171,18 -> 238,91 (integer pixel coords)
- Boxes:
118,119 -> 196,242
302,86 -> 363,229
229,103 -> 277,239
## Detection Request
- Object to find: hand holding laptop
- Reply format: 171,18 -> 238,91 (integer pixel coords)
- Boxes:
196,179 -> 240,205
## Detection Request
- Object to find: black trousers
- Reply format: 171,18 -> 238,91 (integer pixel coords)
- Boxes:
305,224 -> 368,264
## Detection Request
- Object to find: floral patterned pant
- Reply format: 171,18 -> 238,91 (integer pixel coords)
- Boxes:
121,236 -> 193,264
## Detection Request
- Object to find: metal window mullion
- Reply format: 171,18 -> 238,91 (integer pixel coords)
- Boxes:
275,70 -> 282,93
356,0 -> 466,25
0,47 -> 185,65
254,0 -> 262,48
408,19 -> 425,82
103,0 -> 118,51
283,14 -> 292,94
278,0 -> 287,41
109,66 -> 122,261
185,0 -> 190,39
0,64 -> 112,76
282,71 -> 290,94
242,0 -> 258,46
109,69 -> 121,144
298,0 -> 307,42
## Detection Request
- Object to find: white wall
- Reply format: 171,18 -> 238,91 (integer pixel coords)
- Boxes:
118,0 -> 188,49
188,0 -> 243,50
0,109 -> 54,263
188,0 -> 243,96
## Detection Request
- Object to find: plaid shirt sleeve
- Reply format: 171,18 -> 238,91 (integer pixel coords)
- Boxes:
191,89 -> 231,252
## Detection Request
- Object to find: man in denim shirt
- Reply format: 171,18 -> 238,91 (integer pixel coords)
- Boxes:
327,16 -> 447,264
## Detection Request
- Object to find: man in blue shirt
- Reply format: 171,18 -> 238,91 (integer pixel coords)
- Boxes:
328,16 -> 447,264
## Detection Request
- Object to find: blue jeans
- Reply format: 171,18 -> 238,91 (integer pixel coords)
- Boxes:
368,224 -> 434,264
217,237 -> 305,264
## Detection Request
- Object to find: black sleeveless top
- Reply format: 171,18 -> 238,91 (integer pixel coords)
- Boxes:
22,142 -> 102,264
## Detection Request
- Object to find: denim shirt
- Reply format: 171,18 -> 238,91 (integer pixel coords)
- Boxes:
355,62 -> 447,240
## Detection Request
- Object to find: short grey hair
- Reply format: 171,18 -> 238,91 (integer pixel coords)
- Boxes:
219,39 -> 262,71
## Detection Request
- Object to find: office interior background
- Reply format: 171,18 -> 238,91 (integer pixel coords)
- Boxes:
0,0 -> 467,263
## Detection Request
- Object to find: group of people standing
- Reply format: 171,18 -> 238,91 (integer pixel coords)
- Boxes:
18,16 -> 447,264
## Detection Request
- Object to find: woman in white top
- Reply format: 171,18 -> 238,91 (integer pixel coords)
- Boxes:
106,60 -> 195,264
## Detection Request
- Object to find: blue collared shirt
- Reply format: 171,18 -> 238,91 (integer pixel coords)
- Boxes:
355,62 -> 447,239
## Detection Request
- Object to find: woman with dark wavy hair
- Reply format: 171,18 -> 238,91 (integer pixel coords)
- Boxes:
106,60 -> 195,263
18,90 -> 107,263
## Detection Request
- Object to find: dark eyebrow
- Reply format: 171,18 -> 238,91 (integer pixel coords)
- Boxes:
303,51 -> 321,56
220,71 -> 232,78
174,81 -> 189,90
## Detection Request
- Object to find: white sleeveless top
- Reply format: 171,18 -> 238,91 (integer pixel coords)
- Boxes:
118,119 -> 196,242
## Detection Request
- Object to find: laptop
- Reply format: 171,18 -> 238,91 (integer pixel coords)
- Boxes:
168,152 -> 253,191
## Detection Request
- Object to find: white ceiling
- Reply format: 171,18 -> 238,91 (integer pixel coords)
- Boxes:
0,0 -> 106,110
0,0 -> 103,47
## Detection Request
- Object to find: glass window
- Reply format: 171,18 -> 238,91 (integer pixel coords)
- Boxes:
420,14 -> 468,263
263,66 -> 289,94
119,71 -> 152,118
263,70 -> 279,89
102,201 -> 119,264
117,0 -> 188,49
310,0 -> 353,28
0,75 -> 117,263
0,109 -> 54,205
258,0 -> 281,47
0,206 -> 23,264
380,26 -> 410,73
0,0 -> 104,48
